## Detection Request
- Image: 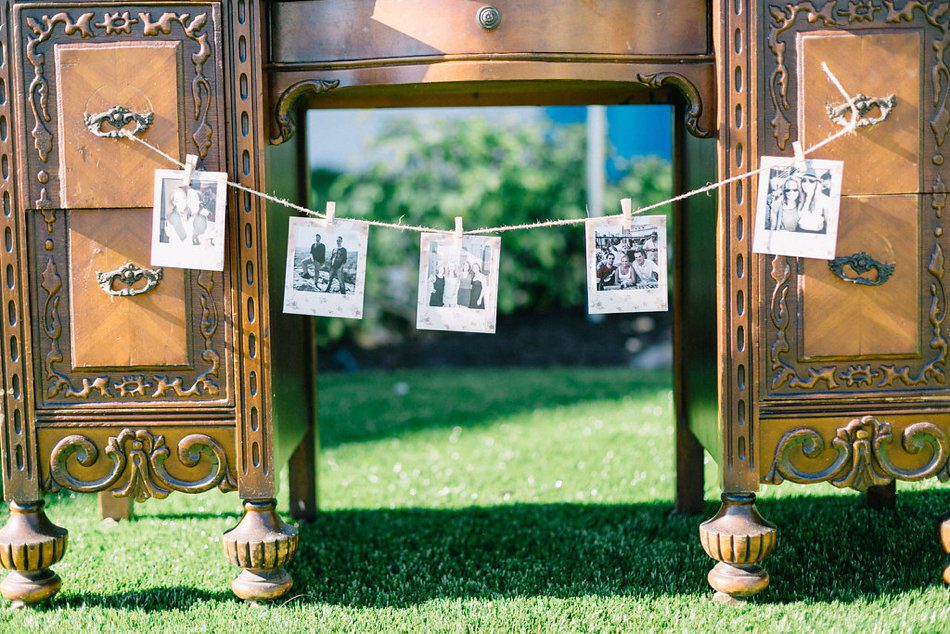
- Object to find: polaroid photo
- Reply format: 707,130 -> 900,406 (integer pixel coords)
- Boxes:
586,214 -> 668,314
151,169 -> 228,271
282,216 -> 369,319
752,157 -> 844,260
416,233 -> 501,334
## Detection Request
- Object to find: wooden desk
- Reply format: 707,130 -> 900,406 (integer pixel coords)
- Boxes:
0,0 -> 945,607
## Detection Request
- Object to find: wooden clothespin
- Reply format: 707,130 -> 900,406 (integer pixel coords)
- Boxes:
621,198 -> 633,232
324,201 -> 336,225
791,140 -> 807,171
454,216 -> 464,240
182,154 -> 199,186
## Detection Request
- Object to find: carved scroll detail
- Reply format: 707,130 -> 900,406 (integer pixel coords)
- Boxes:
140,12 -> 214,158
636,72 -> 713,139
765,415 -> 950,491
766,2 -> 838,150
46,429 -> 237,501
769,255 -> 840,390
41,254 -> 112,399
153,270 -> 220,398
270,79 -> 340,145
24,12 -> 95,163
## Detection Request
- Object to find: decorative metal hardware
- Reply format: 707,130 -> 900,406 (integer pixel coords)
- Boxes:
83,105 -> 154,138
477,6 -> 501,30
828,251 -> 895,286
96,262 -> 164,297
826,93 -> 896,128
764,416 -> 949,492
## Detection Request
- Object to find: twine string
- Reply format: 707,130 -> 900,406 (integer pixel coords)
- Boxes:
122,63 -> 863,236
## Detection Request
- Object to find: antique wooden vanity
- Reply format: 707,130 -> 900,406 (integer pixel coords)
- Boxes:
0,0 -> 945,606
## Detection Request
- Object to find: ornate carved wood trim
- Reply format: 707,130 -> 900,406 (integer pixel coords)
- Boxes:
44,428 -> 237,501
0,1 -> 38,500
764,415 -> 950,491
718,0 -> 758,489
228,0 -> 276,498
636,72 -> 713,138
269,79 -> 339,145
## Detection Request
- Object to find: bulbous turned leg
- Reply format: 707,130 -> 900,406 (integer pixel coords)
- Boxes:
223,499 -> 298,602
0,501 -> 68,608
941,516 -> 950,585
699,492 -> 777,604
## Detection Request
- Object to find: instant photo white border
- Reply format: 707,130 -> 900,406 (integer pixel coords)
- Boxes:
752,156 -> 844,260
150,168 -> 228,271
416,232 -> 501,334
585,214 -> 669,314
282,216 -> 369,319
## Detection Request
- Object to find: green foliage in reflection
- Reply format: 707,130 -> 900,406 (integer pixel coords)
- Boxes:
311,115 -> 672,345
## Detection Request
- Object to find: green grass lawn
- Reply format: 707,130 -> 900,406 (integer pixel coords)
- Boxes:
0,367 -> 947,632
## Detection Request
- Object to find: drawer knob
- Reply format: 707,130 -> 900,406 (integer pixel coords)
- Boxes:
83,105 -> 154,139
826,93 -> 896,129
828,251 -> 895,286
477,5 -> 501,30
96,262 -> 164,297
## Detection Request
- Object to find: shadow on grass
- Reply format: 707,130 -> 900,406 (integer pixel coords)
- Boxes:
282,489 -> 945,607
47,489 -> 947,610
318,368 -> 673,448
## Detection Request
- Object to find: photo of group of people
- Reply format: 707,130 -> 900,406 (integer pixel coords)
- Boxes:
283,217 -> 368,319
417,234 -> 501,333
593,232 -> 660,291
752,157 -> 843,260
585,215 -> 668,314
151,169 -> 228,271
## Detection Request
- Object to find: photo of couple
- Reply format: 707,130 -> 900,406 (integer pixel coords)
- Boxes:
283,216 -> 368,319
752,157 -> 843,260
151,169 -> 227,271
417,233 -> 501,333
586,214 -> 668,314
298,233 -> 353,295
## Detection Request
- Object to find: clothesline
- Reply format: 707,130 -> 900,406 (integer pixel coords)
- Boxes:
121,62 -> 864,235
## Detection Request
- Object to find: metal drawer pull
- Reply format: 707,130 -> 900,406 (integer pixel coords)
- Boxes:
83,105 -> 154,138
477,6 -> 501,30
96,262 -> 164,297
826,93 -> 896,128
828,251 -> 895,286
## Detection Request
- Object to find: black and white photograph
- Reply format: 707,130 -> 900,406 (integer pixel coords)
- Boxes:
752,156 -> 843,260
283,216 -> 368,319
585,214 -> 668,314
416,233 -> 501,333
150,168 -> 228,271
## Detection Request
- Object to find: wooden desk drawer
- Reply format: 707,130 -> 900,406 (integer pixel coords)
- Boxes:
270,0 -> 709,65
29,208 -> 231,408
13,3 -> 225,211
799,30 -> 921,196
766,194 -> 947,398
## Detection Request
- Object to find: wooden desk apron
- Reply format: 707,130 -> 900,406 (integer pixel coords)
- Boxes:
0,0 -> 944,607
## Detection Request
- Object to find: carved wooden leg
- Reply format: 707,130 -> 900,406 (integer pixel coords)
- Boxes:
0,501 -> 68,608
699,492 -> 777,603
222,499 -> 298,602
674,421 -> 705,515
288,427 -> 317,522
942,516 -> 950,584
864,481 -> 896,510
98,492 -> 133,522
